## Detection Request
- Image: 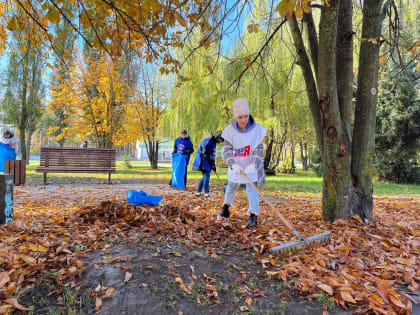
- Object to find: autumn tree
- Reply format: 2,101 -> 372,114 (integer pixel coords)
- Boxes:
128,63 -> 167,169
47,4 -> 76,147
2,22 -> 44,163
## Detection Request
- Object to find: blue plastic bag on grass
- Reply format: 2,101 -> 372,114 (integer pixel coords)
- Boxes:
0,143 -> 16,172
171,152 -> 187,189
127,190 -> 163,206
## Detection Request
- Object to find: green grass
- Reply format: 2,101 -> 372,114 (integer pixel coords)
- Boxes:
24,160 -> 419,195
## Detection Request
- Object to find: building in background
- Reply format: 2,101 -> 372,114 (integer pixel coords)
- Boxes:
135,139 -> 172,162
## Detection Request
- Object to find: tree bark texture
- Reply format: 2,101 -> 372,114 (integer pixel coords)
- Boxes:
351,0 -> 384,221
318,0 -> 353,221
336,0 -> 354,136
145,139 -> 159,169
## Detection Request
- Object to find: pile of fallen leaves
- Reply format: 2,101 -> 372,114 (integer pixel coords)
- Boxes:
0,185 -> 418,314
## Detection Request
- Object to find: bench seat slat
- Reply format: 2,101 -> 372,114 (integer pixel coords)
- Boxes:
36,147 -> 117,183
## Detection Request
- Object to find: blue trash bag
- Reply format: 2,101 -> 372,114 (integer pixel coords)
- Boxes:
126,190 -> 163,206
171,152 -> 187,189
0,143 -> 16,172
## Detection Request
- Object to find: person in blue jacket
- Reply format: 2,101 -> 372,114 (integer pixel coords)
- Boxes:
192,131 -> 223,197
170,129 -> 194,186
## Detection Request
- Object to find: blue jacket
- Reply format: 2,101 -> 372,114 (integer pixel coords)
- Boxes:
192,135 -> 216,173
173,136 -> 194,163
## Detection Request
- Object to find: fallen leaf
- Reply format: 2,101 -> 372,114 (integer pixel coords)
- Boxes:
245,297 -> 253,306
340,291 -> 356,304
4,298 -> 30,311
105,287 -> 115,297
95,297 -> 102,310
317,284 -> 333,296
123,272 -> 132,284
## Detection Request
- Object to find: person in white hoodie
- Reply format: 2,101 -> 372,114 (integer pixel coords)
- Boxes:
219,98 -> 267,228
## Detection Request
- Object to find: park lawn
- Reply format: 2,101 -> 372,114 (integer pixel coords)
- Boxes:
24,160 -> 419,195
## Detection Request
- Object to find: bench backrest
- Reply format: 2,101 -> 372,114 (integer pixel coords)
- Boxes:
39,147 -> 116,169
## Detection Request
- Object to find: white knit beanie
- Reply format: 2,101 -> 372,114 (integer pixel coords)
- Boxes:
232,98 -> 250,118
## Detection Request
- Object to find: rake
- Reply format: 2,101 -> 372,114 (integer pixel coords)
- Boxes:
240,170 -> 331,256
213,170 -> 226,193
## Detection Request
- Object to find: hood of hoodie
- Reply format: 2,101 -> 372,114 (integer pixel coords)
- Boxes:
230,115 -> 256,133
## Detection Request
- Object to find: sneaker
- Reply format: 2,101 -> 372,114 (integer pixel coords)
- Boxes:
218,204 -> 230,218
247,213 -> 258,229
195,192 -> 201,197
204,193 -> 210,198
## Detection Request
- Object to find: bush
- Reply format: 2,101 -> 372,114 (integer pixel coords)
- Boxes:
309,148 -> 323,177
281,159 -> 295,174
375,61 -> 420,184
122,154 -> 132,169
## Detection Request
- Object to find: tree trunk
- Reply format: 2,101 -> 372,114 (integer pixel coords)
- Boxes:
264,128 -> 274,171
145,139 -> 159,169
318,0 -> 353,221
350,0 -> 384,221
25,131 -> 34,165
300,142 -> 309,170
336,0 -> 354,135
290,144 -> 295,174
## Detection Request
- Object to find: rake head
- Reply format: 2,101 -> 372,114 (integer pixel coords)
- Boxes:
270,231 -> 332,256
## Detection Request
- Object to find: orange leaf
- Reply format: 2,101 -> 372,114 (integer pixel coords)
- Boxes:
379,55 -> 386,65
246,297 -> 252,306
340,291 -> 356,304
317,284 -> 333,296
105,287 -> 115,297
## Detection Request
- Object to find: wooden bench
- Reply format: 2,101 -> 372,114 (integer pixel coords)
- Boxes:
36,147 -> 116,184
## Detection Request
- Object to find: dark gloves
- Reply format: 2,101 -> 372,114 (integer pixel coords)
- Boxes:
211,163 -> 217,172
183,147 -> 194,155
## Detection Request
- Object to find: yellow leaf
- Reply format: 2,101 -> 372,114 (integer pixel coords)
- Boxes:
276,0 -> 291,16
7,17 -> 18,31
295,4 -> 303,18
22,256 -> 36,265
302,0 -> 312,13
212,5 -> 219,14
379,55 -> 386,65
45,8 -> 61,24
105,287 -> 115,297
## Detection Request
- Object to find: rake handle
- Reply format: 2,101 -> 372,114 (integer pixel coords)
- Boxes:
240,170 -> 304,241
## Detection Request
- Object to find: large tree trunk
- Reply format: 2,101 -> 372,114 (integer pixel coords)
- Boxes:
350,0 -> 384,221
318,0 -> 353,221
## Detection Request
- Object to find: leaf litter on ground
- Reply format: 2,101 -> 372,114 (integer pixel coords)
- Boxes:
0,184 -> 418,314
